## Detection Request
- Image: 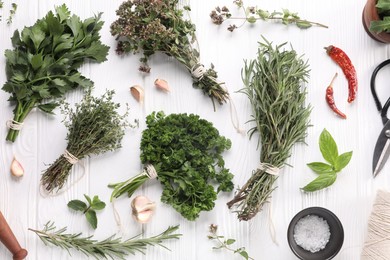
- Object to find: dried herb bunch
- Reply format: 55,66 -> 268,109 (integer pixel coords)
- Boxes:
30,222 -> 181,259
109,111 -> 234,221
210,0 -> 327,32
111,0 -> 229,107
227,38 -> 311,221
41,90 -> 131,193
2,4 -> 109,142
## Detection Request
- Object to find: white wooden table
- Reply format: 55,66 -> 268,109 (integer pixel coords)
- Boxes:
1,0 -> 389,259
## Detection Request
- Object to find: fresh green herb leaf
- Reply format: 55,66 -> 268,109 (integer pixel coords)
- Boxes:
37,103 -> 58,114
239,251 -> 249,260
334,151 -> 353,172
303,129 -> 352,192
301,173 -> 337,192
67,200 -> 87,212
226,239 -> 236,245
85,210 -> 97,229
91,196 -> 106,210
370,16 -> 390,33
6,3 -> 17,25
307,162 -> 334,174
84,194 -> 92,205
319,128 -> 338,164
30,222 -> 181,258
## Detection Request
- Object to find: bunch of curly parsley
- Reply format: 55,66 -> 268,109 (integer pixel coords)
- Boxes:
109,111 -> 234,221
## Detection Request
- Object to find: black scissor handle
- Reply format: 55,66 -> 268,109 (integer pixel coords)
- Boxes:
371,59 -> 390,124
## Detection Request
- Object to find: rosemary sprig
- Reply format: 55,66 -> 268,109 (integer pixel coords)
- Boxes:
227,37 -> 311,221
29,222 -> 181,259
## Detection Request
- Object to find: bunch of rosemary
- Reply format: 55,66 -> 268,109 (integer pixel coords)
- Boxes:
227,38 -> 311,221
110,0 -> 229,107
41,90 -> 131,193
29,222 -> 181,259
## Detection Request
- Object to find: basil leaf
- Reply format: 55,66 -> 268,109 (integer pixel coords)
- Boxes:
319,129 -> 338,165
301,173 -> 337,192
334,151 -> 353,172
67,200 -> 87,212
307,162 -> 334,174
84,194 -> 92,205
85,210 -> 97,229
91,196 -> 106,210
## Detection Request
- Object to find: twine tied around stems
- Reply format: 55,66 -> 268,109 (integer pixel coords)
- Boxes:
258,162 -> 280,176
191,63 -> 206,81
6,120 -> 23,130
63,150 -> 79,164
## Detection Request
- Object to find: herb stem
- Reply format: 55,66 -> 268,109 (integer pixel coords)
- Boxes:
226,17 -> 328,28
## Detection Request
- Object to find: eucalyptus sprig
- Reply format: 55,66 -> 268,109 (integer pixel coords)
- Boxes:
68,195 -> 106,229
41,89 -> 135,193
302,129 -> 352,192
111,0 -> 229,107
208,224 -> 253,260
29,222 -> 181,259
210,0 -> 327,32
227,37 -> 311,221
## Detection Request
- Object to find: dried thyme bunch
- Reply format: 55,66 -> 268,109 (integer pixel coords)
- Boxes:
210,0 -> 327,32
111,0 -> 229,107
30,222 -> 181,259
227,38 -> 311,221
41,90 -> 132,193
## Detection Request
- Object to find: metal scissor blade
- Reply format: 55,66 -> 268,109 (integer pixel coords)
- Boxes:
373,121 -> 390,177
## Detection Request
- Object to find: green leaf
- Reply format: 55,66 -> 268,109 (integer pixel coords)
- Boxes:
296,21 -> 312,29
66,14 -> 82,37
30,53 -> 43,70
83,41 -> 109,62
301,173 -> 337,192
31,84 -> 50,98
55,4 -> 71,22
91,196 -> 106,210
226,239 -> 236,245
370,16 -> 390,33
239,250 -> 249,260
85,210 -> 97,229
319,129 -> 338,165
30,25 -> 46,51
38,103 -> 58,114
376,0 -> 390,12
67,200 -> 87,211
307,162 -> 334,174
334,151 -> 353,172
46,11 -> 64,36
84,194 -> 92,205
257,9 -> 270,20
246,16 -> 256,24
11,30 -> 21,47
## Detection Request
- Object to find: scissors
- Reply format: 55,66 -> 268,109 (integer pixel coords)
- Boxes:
371,59 -> 390,177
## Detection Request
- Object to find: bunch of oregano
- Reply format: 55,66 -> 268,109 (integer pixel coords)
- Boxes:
41,90 -> 132,193
109,111 -> 234,221
302,129 -> 352,192
30,222 -> 181,259
227,38 -> 311,221
110,0 -> 229,107
2,4 -> 109,142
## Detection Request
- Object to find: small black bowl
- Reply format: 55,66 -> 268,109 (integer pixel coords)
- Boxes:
287,207 -> 344,260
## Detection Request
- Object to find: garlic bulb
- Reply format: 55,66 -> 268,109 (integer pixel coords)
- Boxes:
10,158 -> 24,177
131,196 -> 156,223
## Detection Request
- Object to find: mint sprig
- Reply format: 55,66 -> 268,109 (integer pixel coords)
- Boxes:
67,195 -> 106,229
302,129 -> 352,192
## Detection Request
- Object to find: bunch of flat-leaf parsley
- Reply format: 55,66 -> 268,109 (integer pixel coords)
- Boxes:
109,111 -> 234,221
2,4 -> 109,142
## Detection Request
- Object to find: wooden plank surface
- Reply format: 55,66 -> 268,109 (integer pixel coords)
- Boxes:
1,0 -> 389,259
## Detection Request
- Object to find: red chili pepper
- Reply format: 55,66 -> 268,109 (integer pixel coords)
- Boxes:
326,73 -> 346,119
325,45 -> 357,103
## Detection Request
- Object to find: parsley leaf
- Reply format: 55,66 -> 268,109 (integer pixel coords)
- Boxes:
2,4 -> 109,142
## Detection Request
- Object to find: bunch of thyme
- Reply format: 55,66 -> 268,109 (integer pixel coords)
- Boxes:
227,38 -> 311,221
29,222 -> 181,259
41,90 -> 133,193
210,0 -> 327,32
111,0 -> 229,107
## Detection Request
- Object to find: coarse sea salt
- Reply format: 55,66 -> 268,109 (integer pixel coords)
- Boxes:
293,214 -> 331,253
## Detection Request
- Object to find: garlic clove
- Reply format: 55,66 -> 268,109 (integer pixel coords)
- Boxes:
130,85 -> 144,103
154,79 -> 170,92
10,158 -> 24,177
131,195 -> 156,223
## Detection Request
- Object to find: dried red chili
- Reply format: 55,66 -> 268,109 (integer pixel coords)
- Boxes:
326,73 -> 346,119
325,45 -> 357,103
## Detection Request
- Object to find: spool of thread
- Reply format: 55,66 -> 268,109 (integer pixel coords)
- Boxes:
0,212 -> 28,260
361,190 -> 390,259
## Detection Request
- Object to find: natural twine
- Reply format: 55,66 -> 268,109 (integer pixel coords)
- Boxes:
258,162 -> 280,176
6,120 -> 24,130
361,190 -> 390,259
